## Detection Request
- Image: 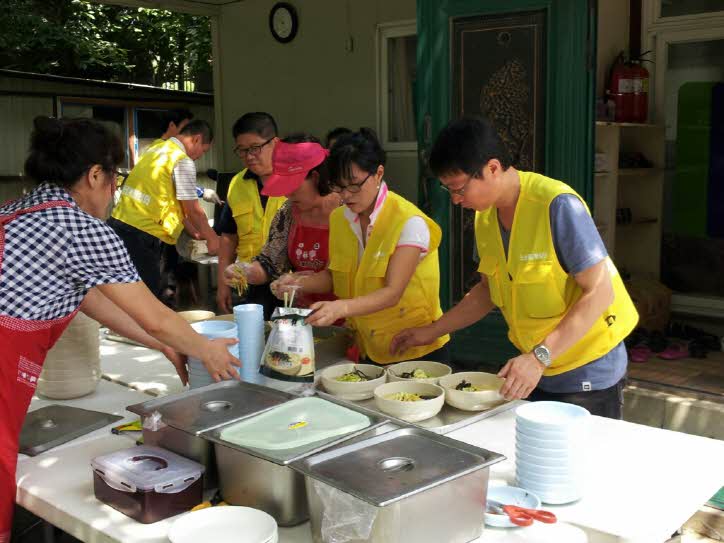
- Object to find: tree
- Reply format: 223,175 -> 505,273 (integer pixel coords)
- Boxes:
0,0 -> 212,91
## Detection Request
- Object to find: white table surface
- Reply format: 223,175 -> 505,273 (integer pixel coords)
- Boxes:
18,354 -> 724,543
100,338 -> 186,397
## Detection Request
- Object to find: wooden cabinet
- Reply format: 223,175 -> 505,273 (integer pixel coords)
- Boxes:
594,122 -> 665,279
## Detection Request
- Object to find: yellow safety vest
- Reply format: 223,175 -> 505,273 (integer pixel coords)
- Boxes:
111,139 -> 188,244
226,169 -> 286,261
328,191 -> 450,363
474,170 -> 639,376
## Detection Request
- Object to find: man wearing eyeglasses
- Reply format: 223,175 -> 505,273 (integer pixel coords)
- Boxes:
109,120 -> 219,298
215,112 -> 286,314
391,117 -> 638,419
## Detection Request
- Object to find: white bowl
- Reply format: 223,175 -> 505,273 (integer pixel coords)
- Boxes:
321,363 -> 386,400
373,381 -> 445,422
438,372 -> 505,411
516,463 -> 584,485
515,420 -> 587,440
168,506 -> 277,543
516,457 -> 584,476
387,360 -> 452,385
485,485 -> 541,528
515,401 -> 590,431
515,447 -> 585,468
516,440 -> 583,459
516,431 -> 585,451
177,310 -> 216,323
515,478 -> 584,505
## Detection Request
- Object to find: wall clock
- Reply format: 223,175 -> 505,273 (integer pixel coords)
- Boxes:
269,2 -> 298,44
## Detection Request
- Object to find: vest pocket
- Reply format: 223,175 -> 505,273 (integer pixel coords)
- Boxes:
328,256 -> 354,299
232,203 -> 254,236
516,261 -> 567,318
478,255 -> 504,308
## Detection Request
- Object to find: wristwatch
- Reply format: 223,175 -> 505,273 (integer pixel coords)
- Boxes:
533,344 -> 552,367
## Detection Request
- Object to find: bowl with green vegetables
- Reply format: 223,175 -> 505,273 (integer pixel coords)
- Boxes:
438,372 -> 505,411
320,363 -> 386,400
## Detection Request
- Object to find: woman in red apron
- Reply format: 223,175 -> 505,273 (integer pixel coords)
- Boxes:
0,117 -> 240,540
222,136 -> 340,309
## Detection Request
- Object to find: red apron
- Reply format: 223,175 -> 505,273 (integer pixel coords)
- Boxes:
0,201 -> 77,541
287,213 -> 337,307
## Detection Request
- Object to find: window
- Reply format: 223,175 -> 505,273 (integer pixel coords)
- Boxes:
660,0 -> 724,19
61,102 -> 130,168
377,21 -> 418,151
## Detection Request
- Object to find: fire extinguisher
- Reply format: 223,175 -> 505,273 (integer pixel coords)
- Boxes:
608,52 -> 633,123
629,51 -> 652,124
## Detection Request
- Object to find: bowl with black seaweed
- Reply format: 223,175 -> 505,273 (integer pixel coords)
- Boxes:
320,363 -> 386,400
438,372 -> 505,411
387,360 -> 452,385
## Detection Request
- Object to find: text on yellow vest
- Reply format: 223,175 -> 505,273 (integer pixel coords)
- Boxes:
328,191 -> 450,363
474,171 -> 638,376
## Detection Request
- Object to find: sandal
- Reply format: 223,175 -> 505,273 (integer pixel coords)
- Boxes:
657,343 -> 689,360
629,345 -> 653,363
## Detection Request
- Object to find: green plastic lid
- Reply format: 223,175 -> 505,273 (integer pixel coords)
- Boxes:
218,397 -> 371,453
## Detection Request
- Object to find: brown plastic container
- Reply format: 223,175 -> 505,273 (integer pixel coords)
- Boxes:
91,445 -> 204,524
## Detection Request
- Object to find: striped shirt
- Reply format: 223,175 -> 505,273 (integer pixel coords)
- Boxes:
169,137 -> 198,201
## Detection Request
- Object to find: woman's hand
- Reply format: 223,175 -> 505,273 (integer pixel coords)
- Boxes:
306,300 -> 349,327
270,273 -> 303,300
223,262 -> 251,287
160,345 -> 189,386
201,338 -> 242,381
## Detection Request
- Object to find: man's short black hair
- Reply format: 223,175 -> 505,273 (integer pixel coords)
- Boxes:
232,112 -> 278,139
429,117 -> 512,177
162,108 -> 193,129
180,119 -> 214,143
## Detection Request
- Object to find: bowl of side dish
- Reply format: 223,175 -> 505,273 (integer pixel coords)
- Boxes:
438,372 -> 505,411
387,360 -> 452,385
320,363 -> 386,401
373,381 -> 444,422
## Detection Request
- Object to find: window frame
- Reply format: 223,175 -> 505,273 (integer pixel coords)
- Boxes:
376,20 -> 418,153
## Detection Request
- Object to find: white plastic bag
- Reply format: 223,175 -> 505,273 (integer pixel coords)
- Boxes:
260,307 -> 315,383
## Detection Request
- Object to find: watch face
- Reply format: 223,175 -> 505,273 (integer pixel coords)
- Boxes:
270,3 -> 297,43
534,345 -> 551,362
272,8 -> 293,38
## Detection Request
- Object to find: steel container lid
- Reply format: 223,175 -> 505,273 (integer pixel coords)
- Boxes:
291,427 -> 505,507
126,380 -> 295,435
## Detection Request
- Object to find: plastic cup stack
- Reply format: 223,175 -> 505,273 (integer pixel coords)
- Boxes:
232,304 -> 265,383
188,320 -> 238,390
514,401 -> 590,504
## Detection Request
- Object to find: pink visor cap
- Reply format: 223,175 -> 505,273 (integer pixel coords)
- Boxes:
261,141 -> 330,196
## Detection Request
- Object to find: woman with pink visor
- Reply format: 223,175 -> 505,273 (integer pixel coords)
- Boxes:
223,135 -> 340,308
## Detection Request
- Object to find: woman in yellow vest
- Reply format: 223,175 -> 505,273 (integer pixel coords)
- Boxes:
216,113 -> 286,314
274,129 -> 450,365
391,117 -> 638,418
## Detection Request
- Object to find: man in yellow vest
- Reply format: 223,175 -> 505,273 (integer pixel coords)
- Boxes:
215,112 -> 286,314
392,117 -> 638,418
109,120 -> 219,297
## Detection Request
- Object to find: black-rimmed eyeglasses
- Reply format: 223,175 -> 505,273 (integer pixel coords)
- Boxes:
330,172 -> 373,194
233,137 -> 274,159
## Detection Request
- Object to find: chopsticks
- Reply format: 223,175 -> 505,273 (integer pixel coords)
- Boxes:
283,285 -> 298,308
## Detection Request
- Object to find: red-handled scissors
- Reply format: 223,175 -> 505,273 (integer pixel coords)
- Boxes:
487,499 -> 557,527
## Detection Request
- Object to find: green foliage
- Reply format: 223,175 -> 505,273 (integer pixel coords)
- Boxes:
0,0 -> 212,91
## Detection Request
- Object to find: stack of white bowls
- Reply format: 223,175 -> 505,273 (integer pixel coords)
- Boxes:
187,320 -> 238,389
515,401 -> 590,504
